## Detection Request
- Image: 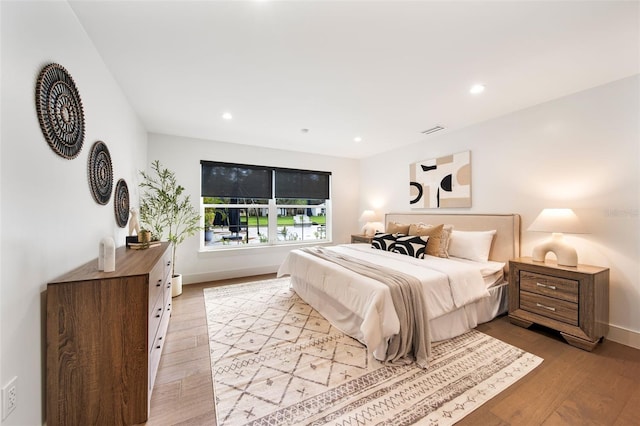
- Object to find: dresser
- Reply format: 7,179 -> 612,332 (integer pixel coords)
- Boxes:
46,242 -> 172,425
508,257 -> 609,351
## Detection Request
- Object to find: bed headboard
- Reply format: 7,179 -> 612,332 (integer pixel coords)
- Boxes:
385,213 -> 521,266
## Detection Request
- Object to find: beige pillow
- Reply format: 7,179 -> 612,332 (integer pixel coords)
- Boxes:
408,223 -> 444,257
438,225 -> 453,258
386,221 -> 410,235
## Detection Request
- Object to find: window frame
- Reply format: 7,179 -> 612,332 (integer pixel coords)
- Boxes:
200,162 -> 332,251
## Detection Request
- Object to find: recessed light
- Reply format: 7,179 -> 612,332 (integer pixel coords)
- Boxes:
301,128 -> 309,133
354,136 -> 362,143
222,112 -> 233,120
469,84 -> 485,95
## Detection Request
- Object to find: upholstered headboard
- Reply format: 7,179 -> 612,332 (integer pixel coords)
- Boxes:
385,213 -> 521,266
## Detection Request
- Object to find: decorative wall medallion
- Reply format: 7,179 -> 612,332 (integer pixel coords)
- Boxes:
114,179 -> 130,228
410,150 -> 471,208
35,63 -> 85,159
88,141 -> 113,205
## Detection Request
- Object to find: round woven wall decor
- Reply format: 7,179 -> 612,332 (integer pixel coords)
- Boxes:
114,179 -> 130,228
88,141 -> 113,205
35,63 -> 85,159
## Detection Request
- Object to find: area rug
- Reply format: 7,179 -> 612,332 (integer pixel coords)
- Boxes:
205,278 -> 542,426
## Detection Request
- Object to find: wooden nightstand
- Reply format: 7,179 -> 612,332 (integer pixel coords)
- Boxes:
351,234 -> 373,244
508,257 -> 609,351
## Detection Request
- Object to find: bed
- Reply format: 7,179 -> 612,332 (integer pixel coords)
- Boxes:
277,213 -> 520,367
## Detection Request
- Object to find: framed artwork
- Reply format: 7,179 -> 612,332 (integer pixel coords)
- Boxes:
410,150 -> 471,208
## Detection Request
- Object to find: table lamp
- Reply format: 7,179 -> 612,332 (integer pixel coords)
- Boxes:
359,210 -> 384,237
528,208 -> 587,267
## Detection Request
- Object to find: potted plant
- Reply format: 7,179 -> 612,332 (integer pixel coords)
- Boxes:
204,211 -> 215,242
139,160 -> 201,297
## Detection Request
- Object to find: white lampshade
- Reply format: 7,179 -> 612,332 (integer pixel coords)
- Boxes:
528,208 -> 587,234
528,208 -> 587,267
359,210 -> 377,222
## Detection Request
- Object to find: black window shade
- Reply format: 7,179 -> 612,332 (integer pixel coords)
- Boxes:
201,161 -> 331,200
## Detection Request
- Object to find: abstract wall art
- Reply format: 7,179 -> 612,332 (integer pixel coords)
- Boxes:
410,150 -> 471,208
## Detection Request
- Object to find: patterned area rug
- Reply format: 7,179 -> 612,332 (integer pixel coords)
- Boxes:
205,278 -> 542,426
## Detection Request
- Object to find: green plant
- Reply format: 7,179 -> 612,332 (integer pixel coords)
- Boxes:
139,160 -> 202,277
204,211 -> 215,226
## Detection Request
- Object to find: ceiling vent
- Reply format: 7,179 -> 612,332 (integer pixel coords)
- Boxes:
421,125 -> 445,135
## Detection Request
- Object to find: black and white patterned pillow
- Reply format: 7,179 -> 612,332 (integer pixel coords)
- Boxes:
393,235 -> 429,259
371,232 -> 397,251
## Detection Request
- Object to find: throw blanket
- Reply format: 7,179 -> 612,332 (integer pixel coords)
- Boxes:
300,247 -> 431,368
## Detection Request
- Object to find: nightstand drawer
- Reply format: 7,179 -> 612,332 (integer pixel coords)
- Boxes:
520,271 -> 578,303
520,291 -> 578,326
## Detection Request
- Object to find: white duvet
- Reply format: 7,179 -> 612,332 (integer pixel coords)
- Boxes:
277,244 -> 500,361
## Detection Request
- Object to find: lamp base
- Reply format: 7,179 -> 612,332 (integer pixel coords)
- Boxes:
531,233 -> 578,267
362,222 -> 385,237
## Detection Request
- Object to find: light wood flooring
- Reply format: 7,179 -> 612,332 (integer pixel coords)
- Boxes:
144,274 -> 640,425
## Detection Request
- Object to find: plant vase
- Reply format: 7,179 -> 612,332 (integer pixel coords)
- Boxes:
138,230 -> 152,244
172,273 -> 183,297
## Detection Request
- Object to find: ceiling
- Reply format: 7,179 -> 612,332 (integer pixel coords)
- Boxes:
69,1 -> 639,159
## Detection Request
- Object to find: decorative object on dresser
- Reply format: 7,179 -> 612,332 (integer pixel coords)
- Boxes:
139,160 -> 202,297
129,207 -> 141,236
359,209 -> 384,236
46,242 -> 172,425
410,150 -> 471,208
97,236 -> 115,272
350,233 -> 373,244
87,140 -> 113,205
528,208 -> 587,267
35,63 -> 85,159
508,257 -> 609,351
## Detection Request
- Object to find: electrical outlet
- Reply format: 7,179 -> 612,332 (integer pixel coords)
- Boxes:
2,376 -> 17,420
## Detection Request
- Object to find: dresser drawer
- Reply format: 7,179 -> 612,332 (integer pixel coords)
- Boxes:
520,291 -> 578,325
163,250 -> 172,281
149,300 -> 171,393
148,292 -> 164,350
148,260 -> 164,312
520,271 -> 578,303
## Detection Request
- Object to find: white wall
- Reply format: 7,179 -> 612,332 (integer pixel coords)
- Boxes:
148,133 -> 360,284
360,75 -> 640,348
0,2 -> 147,425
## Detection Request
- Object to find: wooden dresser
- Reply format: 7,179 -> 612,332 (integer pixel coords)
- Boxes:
46,242 -> 172,425
508,257 -> 609,351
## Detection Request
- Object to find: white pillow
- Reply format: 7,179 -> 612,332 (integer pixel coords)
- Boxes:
447,229 -> 496,263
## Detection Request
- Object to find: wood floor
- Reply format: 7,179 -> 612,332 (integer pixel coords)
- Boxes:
144,274 -> 640,425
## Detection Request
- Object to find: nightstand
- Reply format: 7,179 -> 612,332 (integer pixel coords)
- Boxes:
351,234 -> 373,244
508,257 -> 609,351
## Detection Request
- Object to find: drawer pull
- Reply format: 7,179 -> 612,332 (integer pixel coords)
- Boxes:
536,282 -> 557,290
167,261 -> 171,267
536,302 -> 556,312
156,279 -> 162,287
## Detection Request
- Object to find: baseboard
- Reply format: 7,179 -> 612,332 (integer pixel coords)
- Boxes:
607,324 -> 640,350
183,265 -> 279,285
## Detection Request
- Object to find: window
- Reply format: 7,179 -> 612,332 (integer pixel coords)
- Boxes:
201,161 -> 331,249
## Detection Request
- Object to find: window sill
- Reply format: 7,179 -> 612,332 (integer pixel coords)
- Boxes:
198,240 -> 333,255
